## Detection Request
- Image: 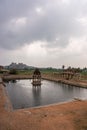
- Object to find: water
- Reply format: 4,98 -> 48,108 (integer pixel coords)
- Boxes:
5,79 -> 87,109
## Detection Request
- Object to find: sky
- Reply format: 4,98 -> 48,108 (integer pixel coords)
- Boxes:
0,0 -> 87,68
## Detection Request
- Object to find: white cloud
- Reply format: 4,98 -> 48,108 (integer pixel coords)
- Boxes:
0,0 -> 87,67
62,0 -> 70,5
20,41 -> 47,57
14,17 -> 27,25
8,17 -> 27,32
76,17 -> 87,26
36,7 -> 42,13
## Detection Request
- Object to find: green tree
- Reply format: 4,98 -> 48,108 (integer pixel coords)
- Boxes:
9,69 -> 18,74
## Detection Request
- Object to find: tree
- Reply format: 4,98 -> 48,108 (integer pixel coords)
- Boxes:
9,69 -> 17,75
62,65 -> 65,70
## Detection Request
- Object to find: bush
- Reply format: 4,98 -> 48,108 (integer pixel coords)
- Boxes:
9,69 -> 18,75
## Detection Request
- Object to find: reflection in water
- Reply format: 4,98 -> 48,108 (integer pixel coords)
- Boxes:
11,80 -> 17,83
5,80 -> 87,109
32,86 -> 41,106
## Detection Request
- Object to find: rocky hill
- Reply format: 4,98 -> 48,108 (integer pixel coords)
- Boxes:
5,62 -> 35,70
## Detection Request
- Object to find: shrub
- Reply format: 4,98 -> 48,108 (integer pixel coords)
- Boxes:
9,69 -> 18,75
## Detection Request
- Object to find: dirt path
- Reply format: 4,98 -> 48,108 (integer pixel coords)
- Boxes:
0,83 -> 87,130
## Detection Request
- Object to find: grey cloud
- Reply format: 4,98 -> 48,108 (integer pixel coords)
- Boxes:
0,0 -> 87,49
0,0 -> 35,22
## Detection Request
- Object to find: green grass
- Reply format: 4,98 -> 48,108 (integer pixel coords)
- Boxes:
17,69 -> 33,75
15,68 -> 60,75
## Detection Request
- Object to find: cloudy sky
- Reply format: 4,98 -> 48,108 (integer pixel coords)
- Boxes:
0,0 -> 87,68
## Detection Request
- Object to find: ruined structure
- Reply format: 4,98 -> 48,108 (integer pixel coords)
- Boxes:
32,68 -> 41,86
53,68 -> 81,80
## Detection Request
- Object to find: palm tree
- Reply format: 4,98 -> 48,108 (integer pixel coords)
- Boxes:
62,65 -> 65,71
